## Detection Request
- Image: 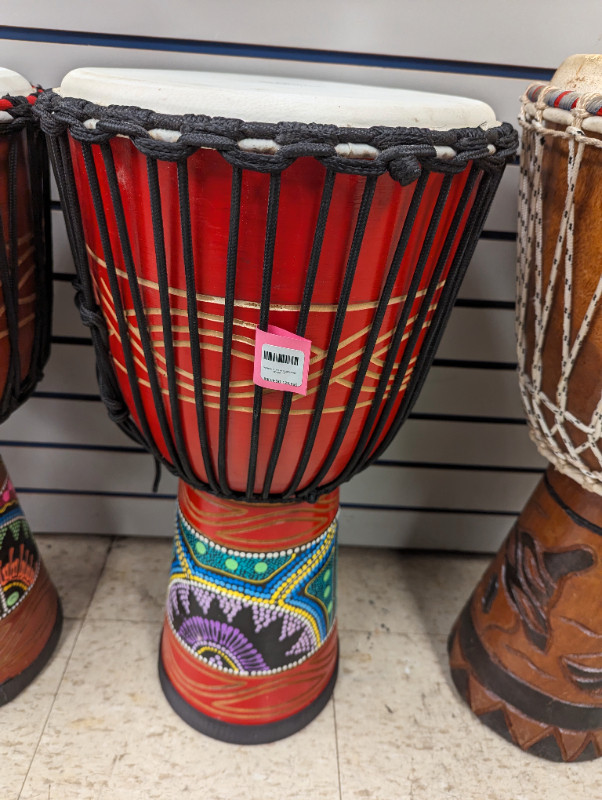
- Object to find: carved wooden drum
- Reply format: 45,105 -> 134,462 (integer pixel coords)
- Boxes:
0,69 -> 59,706
36,68 -> 517,742
449,54 -> 602,762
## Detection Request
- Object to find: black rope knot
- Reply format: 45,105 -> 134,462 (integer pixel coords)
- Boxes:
0,94 -> 39,135
33,91 -> 519,184
387,152 -> 424,185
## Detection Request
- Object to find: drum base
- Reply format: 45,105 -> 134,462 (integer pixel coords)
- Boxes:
0,463 -> 62,705
0,562 -> 62,706
159,638 -> 338,745
449,467 -> 602,761
0,590 -> 62,706
159,484 -> 340,742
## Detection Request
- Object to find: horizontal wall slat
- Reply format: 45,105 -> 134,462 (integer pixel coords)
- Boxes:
1,40 -> 528,130
51,205 -> 518,299
458,238 -> 516,304
340,465 -> 539,513
413,366 -> 524,419
35,343 -> 525,420
483,165 -> 518,233
2,443 -> 539,513
50,285 -> 519,365
384,419 -> 542,469
52,280 -> 84,338
435,307 -> 516,363
1,399 -> 129,448
2,9 -> 596,71
338,507 -> 518,552
0,403 -> 542,470
2,446 -> 164,496
17,491 -> 176,538
13,490 -> 519,552
52,208 -> 75,274
36,344 -> 98,395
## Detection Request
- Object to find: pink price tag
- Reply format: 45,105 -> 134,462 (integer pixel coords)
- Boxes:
253,325 -> 312,395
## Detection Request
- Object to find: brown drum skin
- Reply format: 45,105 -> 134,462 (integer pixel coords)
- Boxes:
449,57 -> 602,761
524,121 -> 602,474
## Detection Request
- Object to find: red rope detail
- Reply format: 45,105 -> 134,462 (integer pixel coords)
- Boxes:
553,91 -> 571,108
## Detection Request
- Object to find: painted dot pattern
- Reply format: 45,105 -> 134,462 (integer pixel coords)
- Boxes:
168,503 -> 338,675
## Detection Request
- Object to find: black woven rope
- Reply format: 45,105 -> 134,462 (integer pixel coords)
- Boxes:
283,174 -> 378,501
35,92 -> 518,185
0,92 -> 52,423
37,90 -> 518,504
246,173 -> 281,499
260,169 -> 335,499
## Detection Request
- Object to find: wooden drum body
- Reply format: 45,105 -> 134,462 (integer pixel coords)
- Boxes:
36,68 -> 517,742
0,69 -> 60,707
449,54 -> 602,762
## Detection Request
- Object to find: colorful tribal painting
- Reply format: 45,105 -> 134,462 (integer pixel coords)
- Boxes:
0,475 -> 39,619
167,505 -> 337,676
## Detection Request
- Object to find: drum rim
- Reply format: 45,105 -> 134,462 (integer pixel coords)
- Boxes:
0,90 -> 39,131
34,89 -> 518,185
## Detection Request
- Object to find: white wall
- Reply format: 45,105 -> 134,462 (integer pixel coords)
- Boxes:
0,8 -> 599,550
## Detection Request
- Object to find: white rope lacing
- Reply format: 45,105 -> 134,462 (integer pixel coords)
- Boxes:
517,86 -> 602,495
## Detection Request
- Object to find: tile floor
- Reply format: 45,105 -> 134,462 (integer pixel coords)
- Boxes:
3,536 -> 599,799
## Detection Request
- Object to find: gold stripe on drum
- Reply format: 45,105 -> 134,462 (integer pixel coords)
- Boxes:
0,256 -> 37,320
0,313 -> 36,340
98,299 -> 429,409
94,267 -> 434,382
85,244 -> 443,314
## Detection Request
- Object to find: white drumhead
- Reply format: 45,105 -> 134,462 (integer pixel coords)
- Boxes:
0,68 -> 32,97
552,54 -> 602,94
58,68 -> 497,131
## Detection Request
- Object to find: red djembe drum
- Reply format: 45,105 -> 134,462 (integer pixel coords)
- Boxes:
36,68 -> 517,743
449,54 -> 602,762
0,69 -> 58,705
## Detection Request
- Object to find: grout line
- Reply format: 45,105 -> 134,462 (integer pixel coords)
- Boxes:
332,694 -> 344,800
17,535 -> 117,799
80,535 -> 118,625
83,616 -> 165,625
17,621 -> 82,799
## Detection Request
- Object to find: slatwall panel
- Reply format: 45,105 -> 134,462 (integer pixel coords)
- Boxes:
0,11 -> 596,550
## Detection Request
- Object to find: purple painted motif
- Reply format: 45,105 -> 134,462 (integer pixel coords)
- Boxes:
177,616 -> 269,672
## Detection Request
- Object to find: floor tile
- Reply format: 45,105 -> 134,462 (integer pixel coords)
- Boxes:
19,618 -> 340,800
86,537 -> 172,624
337,547 -> 489,636
334,628 -> 602,800
1,618 -> 82,800
12,542 -> 600,800
36,534 -> 113,620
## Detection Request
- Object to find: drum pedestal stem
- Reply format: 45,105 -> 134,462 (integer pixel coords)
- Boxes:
449,466 -> 602,761
159,483 -> 340,743
0,459 -> 62,705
